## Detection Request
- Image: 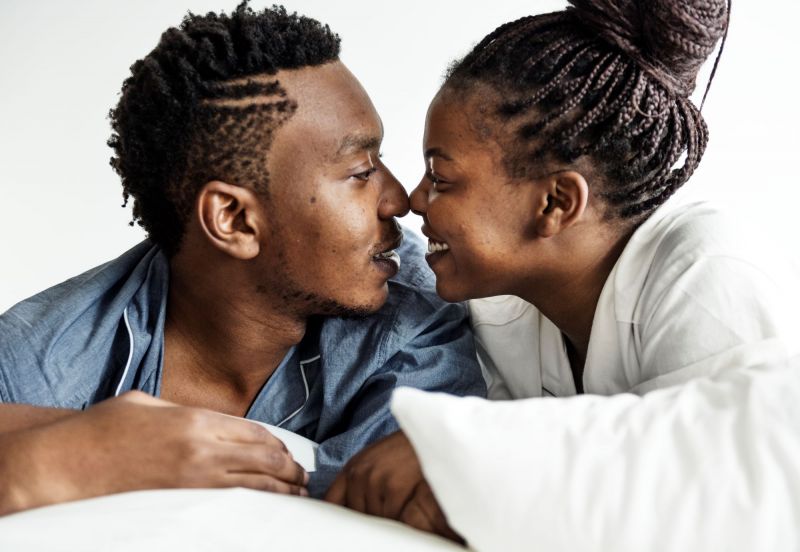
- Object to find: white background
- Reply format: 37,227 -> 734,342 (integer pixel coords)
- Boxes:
1,0 -> 798,311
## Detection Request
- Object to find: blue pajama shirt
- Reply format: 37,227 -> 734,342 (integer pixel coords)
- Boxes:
0,228 -> 486,496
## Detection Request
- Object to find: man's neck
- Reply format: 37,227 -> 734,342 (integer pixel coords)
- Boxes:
160,262 -> 307,417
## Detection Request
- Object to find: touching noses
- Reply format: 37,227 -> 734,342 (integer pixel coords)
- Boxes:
409,177 -> 430,219
378,169 -> 410,220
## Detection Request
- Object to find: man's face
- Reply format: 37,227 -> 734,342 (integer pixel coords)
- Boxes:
259,61 -> 408,317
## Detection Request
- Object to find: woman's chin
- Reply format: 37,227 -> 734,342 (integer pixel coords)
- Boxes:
434,279 -> 472,303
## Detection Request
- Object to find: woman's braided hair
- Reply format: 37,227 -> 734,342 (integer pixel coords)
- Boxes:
445,0 -> 730,220
108,2 -> 340,256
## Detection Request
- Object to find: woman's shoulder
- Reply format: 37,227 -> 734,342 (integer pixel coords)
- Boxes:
604,199 -> 800,389
614,199 -> 793,296
628,200 -> 740,261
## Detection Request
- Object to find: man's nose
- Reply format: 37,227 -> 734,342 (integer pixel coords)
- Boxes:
409,177 -> 429,218
378,168 -> 410,219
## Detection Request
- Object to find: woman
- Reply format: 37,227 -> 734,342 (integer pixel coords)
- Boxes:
407,0 -> 799,400
328,0 -> 798,539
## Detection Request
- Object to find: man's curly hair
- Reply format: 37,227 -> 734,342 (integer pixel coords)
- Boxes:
107,2 -> 340,256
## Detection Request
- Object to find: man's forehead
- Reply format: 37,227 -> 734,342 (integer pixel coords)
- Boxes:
286,64 -> 383,156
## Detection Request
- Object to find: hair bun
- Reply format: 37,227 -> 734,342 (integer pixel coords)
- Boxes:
568,0 -> 729,96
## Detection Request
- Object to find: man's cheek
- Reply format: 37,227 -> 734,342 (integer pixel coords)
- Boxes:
335,221 -> 376,256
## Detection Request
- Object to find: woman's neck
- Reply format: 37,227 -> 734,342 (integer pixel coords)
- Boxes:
517,226 -> 633,389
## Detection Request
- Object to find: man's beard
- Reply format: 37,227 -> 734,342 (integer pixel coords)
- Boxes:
263,268 -> 379,320
263,220 -> 400,320
286,288 -> 376,319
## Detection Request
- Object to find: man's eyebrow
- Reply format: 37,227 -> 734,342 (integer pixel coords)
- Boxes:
424,147 -> 454,162
337,134 -> 382,157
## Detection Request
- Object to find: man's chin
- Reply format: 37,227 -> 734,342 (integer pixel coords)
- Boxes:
312,301 -> 381,319
307,290 -> 387,319
332,305 -> 378,320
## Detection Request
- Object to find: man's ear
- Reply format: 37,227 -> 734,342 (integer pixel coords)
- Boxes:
532,171 -> 589,238
195,181 -> 264,260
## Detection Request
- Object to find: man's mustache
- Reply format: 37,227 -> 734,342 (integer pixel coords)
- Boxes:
370,220 -> 404,256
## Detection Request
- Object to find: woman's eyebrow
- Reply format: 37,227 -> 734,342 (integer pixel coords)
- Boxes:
424,147 -> 454,162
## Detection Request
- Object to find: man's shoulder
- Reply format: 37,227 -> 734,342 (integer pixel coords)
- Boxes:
0,240 -> 165,405
1,241 -> 158,326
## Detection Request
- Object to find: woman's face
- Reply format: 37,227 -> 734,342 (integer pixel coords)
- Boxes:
409,88 -> 538,302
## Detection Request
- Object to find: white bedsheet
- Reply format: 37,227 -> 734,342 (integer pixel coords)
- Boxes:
0,488 -> 464,551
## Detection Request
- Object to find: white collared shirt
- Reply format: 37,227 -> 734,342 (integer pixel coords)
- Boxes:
470,201 -> 800,399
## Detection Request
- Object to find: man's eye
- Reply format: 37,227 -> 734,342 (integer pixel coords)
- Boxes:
352,167 -> 378,181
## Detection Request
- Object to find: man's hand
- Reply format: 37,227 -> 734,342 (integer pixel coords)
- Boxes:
0,391 -> 308,515
325,431 -> 461,542
326,431 -> 421,517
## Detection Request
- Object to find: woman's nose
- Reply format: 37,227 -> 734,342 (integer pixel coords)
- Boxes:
409,177 -> 430,217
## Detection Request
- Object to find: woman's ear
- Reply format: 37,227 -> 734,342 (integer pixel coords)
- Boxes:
195,181 -> 264,260
533,171 -> 589,238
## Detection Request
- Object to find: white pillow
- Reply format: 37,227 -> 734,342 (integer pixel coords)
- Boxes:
0,488 -> 464,552
391,358 -> 800,552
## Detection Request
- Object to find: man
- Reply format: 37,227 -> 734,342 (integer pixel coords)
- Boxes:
0,3 -> 484,515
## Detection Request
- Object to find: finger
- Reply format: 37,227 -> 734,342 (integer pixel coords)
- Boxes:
344,467 -> 369,514
364,474 -> 386,517
210,415 -> 288,449
222,442 -> 307,486
414,482 -> 461,541
382,478 -> 417,520
324,474 -> 348,505
223,473 -> 309,496
400,497 -> 436,534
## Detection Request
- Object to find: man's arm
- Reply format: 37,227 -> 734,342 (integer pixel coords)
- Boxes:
0,391 -> 309,517
0,404 -> 75,434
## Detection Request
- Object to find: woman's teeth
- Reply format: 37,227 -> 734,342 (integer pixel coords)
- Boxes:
427,240 -> 450,254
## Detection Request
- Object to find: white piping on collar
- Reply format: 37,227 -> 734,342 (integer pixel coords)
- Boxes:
299,355 -> 320,366
276,355 -> 319,427
115,307 -> 135,397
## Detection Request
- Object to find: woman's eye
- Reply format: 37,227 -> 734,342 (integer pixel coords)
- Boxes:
426,171 -> 446,191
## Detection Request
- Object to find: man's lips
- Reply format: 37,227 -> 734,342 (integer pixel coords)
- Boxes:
371,232 -> 403,277
370,233 -> 403,257
379,233 -> 403,255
